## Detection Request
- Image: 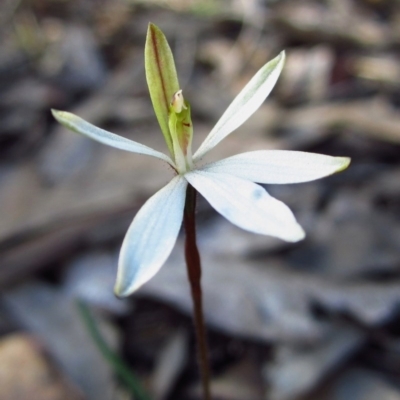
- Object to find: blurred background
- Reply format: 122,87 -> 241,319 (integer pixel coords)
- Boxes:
1,0 -> 400,399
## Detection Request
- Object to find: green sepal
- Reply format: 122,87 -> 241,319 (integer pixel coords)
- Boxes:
145,23 -> 180,157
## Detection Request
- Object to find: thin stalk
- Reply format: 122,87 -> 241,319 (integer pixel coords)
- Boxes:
184,184 -> 212,400
76,300 -> 151,400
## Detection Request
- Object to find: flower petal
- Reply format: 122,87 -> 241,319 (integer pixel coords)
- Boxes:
185,170 -> 305,242
115,176 -> 187,296
52,109 -> 174,165
193,51 -> 285,161
202,151 -> 351,184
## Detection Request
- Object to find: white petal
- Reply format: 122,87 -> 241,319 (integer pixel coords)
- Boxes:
185,171 -> 305,242
202,151 -> 351,184
52,110 -> 174,165
193,51 -> 285,161
115,176 -> 187,296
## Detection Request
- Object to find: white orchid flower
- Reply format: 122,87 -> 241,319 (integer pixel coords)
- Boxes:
52,24 -> 350,297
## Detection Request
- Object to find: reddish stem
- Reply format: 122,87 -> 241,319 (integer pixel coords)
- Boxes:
184,184 -> 211,400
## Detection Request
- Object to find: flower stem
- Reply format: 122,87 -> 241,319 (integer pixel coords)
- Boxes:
184,184 -> 212,400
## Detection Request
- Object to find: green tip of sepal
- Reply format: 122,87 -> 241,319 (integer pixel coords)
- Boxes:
51,109 -> 76,130
51,108 -> 62,119
145,23 -> 180,157
113,283 -> 129,298
335,157 -> 351,173
114,274 -> 137,298
275,50 -> 285,67
51,109 -> 87,136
